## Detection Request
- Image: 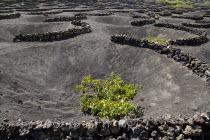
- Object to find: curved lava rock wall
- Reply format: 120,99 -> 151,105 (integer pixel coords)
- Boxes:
182,22 -> 210,28
0,13 -> 20,20
131,19 -> 156,26
171,15 -> 203,20
111,34 -> 210,83
1,113 -> 210,140
13,21 -> 91,42
45,14 -> 87,22
154,23 -> 208,46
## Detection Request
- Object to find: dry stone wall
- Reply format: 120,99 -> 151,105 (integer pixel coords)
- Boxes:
135,9 -> 146,13
169,36 -> 208,46
147,13 -> 160,19
1,113 -> 210,140
13,21 -> 91,42
62,9 -> 94,12
196,20 -> 210,24
170,10 -> 183,14
132,15 -> 150,19
154,23 -> 208,46
28,11 -> 63,15
87,13 -> 113,16
45,14 -> 87,22
0,10 -> 13,13
154,23 -> 207,36
111,34 -> 210,83
181,23 -> 210,28
131,19 -> 156,26
71,20 -> 90,27
130,22 -> 208,46
157,11 -> 172,16
171,15 -> 203,20
0,7 -> 12,10
109,10 -> 130,13
18,9 -> 50,12
0,13 -> 20,20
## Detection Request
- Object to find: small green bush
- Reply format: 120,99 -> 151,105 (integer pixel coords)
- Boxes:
169,0 -> 192,5
77,72 -> 142,120
202,1 -> 210,7
147,36 -> 167,45
172,4 -> 194,8
156,0 -> 193,5
156,0 -> 170,5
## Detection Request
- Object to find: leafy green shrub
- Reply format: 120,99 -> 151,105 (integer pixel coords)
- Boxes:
172,4 -> 194,8
156,0 -> 193,5
156,0 -> 170,5
202,1 -> 210,7
147,36 -> 167,45
169,0 -> 192,5
77,72 -> 142,120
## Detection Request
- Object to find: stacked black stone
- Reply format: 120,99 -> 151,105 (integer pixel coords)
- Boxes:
131,19 -> 155,26
28,11 -> 63,15
132,15 -> 150,19
111,34 -> 210,83
27,12 -> 43,15
196,20 -> 210,24
1,93 -> 210,139
90,13 -> 113,16
171,36 -> 208,46
154,23 -> 207,36
16,8 -> 51,12
0,13 -> 21,20
147,12 -> 160,19
170,10 -> 183,14
157,11 -> 172,16
171,15 -> 203,20
182,22 -> 210,28
135,9 -> 146,13
154,23 -> 208,46
0,7 -> 12,10
0,10 -> 13,13
71,20 -> 89,27
13,28 -> 91,42
109,10 -> 130,13
13,21 -> 91,42
45,14 -> 87,22
62,9 -> 93,12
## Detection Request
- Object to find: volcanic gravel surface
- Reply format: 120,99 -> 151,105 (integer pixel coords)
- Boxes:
0,8 -> 210,123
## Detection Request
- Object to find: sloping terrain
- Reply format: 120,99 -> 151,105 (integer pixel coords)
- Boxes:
0,4 -> 210,123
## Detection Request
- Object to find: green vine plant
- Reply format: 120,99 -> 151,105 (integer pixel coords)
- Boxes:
156,0 -> 193,5
202,1 -> 210,7
76,72 -> 142,120
147,35 -> 168,45
172,4 -> 194,9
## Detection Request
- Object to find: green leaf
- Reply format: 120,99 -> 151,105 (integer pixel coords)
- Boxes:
76,72 -> 143,120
